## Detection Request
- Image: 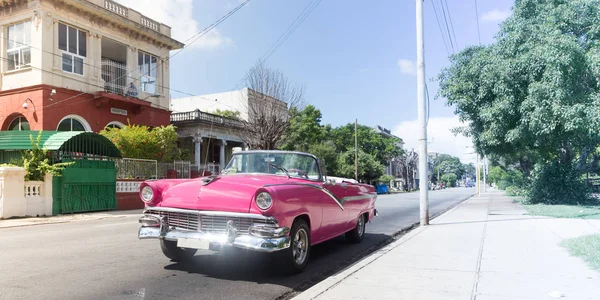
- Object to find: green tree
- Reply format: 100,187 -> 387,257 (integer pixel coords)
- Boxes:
212,109 -> 241,120
308,140 -> 338,176
433,154 -> 465,182
336,150 -> 384,183
100,123 -> 179,161
329,124 -> 402,166
441,173 -> 458,187
437,0 -> 600,203
280,105 -> 325,152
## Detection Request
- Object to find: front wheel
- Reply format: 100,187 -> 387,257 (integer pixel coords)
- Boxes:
160,239 -> 197,262
346,214 -> 366,243
279,219 -> 311,274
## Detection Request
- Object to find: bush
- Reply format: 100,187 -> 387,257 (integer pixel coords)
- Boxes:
441,173 -> 458,187
505,186 -> 526,197
100,123 -> 179,161
13,132 -> 73,181
527,161 -> 594,205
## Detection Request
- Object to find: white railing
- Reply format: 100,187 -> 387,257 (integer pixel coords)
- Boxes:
140,16 -> 160,32
101,58 -> 128,96
24,181 -> 42,198
104,0 -> 128,17
116,181 -> 143,193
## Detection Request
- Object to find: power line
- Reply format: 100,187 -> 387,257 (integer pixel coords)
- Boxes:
232,0 -> 323,89
474,0 -> 482,44
430,0 -> 451,56
442,0 -> 459,51
171,0 -> 251,59
34,0 -> 252,109
438,0 -> 456,53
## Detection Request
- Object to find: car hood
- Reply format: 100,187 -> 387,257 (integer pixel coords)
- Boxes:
157,174 -> 297,213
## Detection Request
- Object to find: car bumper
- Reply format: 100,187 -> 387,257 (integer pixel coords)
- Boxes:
138,214 -> 291,253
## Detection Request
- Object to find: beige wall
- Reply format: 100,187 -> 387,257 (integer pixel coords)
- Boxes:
0,0 -> 174,110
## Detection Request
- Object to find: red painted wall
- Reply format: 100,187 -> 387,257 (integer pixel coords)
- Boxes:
117,192 -> 144,210
0,85 -> 170,132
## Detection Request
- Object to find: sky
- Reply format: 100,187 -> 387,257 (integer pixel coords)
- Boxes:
115,0 -> 515,163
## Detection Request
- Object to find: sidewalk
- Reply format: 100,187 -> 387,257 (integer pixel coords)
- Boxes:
0,209 -> 142,229
294,191 -> 600,300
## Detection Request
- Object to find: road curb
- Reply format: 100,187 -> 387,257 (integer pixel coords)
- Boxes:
290,193 -> 475,300
0,210 -> 142,229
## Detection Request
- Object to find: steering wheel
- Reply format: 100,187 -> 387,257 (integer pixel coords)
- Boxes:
288,168 -> 309,179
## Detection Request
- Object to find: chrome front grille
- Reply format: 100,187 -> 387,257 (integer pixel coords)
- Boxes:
145,209 -> 275,234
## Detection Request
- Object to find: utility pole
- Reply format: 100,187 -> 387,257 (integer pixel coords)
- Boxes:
476,155 -> 480,196
483,155 -> 487,192
416,0 -> 429,226
354,119 -> 358,181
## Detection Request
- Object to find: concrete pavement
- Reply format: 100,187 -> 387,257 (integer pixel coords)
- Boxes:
0,209 -> 142,228
293,190 -> 600,300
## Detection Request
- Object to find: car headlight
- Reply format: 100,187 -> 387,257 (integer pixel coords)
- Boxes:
256,192 -> 273,210
141,186 -> 154,203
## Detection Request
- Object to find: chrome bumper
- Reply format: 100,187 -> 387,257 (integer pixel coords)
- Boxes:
138,214 -> 290,253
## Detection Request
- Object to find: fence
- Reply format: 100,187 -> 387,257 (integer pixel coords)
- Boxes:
115,158 -> 196,180
115,158 -> 158,180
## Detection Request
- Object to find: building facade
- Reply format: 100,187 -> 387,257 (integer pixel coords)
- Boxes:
171,87 -> 288,173
0,0 -> 183,133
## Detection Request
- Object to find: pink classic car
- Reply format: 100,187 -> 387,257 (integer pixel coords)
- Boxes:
138,150 -> 378,273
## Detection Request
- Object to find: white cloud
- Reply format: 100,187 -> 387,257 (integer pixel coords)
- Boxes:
397,59 -> 416,75
115,0 -> 232,49
481,9 -> 511,23
393,116 -> 476,164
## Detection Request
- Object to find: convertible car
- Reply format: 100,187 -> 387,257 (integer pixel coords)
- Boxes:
138,150 -> 378,273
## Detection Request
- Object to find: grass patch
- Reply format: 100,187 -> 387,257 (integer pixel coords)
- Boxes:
560,234 -> 600,271
523,204 -> 600,219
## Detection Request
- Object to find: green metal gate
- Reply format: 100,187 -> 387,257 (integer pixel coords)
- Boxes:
52,160 -> 117,215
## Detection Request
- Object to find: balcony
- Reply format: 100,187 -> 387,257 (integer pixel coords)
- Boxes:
92,0 -> 171,36
101,58 -> 127,95
171,110 -> 246,129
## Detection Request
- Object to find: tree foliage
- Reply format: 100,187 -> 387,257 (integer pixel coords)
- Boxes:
14,132 -> 73,181
437,0 -> 600,203
329,123 -> 402,166
336,150 -> 384,182
212,109 -> 241,120
433,154 -> 466,182
441,173 -> 458,187
280,105 -> 325,152
100,123 -> 183,161
241,62 -> 305,150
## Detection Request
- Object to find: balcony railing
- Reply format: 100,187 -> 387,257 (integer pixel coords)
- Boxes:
171,110 -> 246,129
104,0 -> 128,17
101,58 -> 128,96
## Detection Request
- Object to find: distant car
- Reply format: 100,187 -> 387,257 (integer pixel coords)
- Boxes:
137,150 -> 378,273
466,181 -> 474,188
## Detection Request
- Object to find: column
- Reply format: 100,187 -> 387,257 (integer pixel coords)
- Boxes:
194,136 -> 202,168
242,142 -> 247,151
219,139 -> 226,171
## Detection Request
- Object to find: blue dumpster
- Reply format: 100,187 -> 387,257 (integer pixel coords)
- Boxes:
376,184 -> 389,194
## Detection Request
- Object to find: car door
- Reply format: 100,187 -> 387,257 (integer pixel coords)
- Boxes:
317,181 -> 349,240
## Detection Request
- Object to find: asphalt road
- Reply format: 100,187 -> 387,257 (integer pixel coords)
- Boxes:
0,188 -> 475,300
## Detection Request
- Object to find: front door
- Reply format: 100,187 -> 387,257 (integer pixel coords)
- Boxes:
318,182 -> 349,239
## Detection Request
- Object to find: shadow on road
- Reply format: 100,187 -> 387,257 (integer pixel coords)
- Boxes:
163,233 -> 392,292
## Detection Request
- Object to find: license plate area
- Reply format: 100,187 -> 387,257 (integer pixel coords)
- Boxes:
177,238 -> 210,250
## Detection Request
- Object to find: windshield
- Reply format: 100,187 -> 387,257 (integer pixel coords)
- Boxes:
223,152 -> 321,180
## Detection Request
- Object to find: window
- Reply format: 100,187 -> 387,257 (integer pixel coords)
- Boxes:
57,116 -> 89,131
59,23 -> 86,75
7,21 -> 32,71
105,121 -> 124,129
8,116 -> 30,131
138,51 -> 157,94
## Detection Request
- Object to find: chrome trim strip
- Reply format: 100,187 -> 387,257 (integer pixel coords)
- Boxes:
143,207 -> 277,223
263,182 -> 345,210
341,193 -> 377,204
